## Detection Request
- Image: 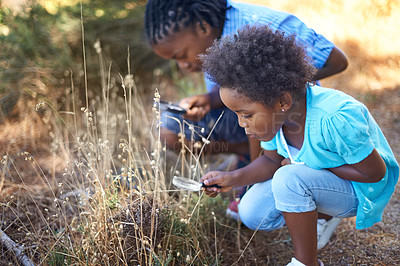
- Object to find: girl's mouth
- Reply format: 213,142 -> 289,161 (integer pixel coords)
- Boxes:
247,133 -> 257,139
247,133 -> 268,141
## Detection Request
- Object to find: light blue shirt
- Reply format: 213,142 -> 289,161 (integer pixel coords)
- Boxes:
261,85 -> 399,229
205,0 -> 335,91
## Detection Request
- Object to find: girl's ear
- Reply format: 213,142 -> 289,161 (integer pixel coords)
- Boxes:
279,92 -> 293,111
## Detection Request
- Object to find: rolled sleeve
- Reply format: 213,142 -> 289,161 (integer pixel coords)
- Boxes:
308,34 -> 334,69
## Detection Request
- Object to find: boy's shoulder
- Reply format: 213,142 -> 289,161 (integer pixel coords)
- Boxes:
226,0 -> 289,24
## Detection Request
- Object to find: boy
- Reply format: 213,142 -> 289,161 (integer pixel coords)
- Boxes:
145,0 -> 348,160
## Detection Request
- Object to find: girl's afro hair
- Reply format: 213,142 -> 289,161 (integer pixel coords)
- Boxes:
201,24 -> 316,107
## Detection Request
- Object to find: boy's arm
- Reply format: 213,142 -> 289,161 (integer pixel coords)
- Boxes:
201,149 -> 283,194
314,47 -> 348,80
328,149 -> 386,183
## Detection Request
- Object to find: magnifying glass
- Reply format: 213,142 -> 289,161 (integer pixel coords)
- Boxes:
172,176 -> 221,192
159,100 -> 187,114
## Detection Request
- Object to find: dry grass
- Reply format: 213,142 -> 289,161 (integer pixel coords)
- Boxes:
0,38 -> 231,265
1,0 -> 400,265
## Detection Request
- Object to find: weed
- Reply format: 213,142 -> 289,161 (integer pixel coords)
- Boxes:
47,246 -> 74,266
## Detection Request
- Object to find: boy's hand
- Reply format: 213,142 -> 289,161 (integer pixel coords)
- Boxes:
179,94 -> 211,122
200,171 -> 236,197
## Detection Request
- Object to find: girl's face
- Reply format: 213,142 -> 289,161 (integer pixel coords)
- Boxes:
151,25 -> 217,73
220,88 -> 285,142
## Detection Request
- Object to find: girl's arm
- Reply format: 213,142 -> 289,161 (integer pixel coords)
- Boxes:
201,149 -> 283,194
249,137 -> 262,162
328,149 -> 387,183
314,47 -> 348,80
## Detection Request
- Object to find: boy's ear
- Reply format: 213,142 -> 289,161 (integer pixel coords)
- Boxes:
279,92 -> 293,111
194,21 -> 214,37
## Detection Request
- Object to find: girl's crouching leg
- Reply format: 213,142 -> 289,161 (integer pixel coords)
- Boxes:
271,164 -> 358,217
271,164 -> 318,213
238,181 -> 285,231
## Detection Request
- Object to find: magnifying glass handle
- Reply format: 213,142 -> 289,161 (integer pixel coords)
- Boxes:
201,183 -> 221,188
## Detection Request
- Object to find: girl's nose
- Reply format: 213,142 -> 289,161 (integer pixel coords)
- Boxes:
238,118 -> 248,128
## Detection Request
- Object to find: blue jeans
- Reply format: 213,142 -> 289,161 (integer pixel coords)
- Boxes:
160,107 -> 247,143
238,164 -> 359,231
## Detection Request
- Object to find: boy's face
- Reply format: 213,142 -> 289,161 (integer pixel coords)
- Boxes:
151,25 -> 217,73
220,88 -> 284,142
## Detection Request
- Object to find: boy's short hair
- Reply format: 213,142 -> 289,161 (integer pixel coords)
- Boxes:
201,25 -> 316,107
145,0 -> 227,45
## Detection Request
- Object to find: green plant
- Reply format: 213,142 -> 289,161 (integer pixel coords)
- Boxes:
47,246 -> 74,266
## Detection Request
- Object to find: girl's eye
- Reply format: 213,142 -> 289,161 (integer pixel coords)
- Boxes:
242,114 -> 252,119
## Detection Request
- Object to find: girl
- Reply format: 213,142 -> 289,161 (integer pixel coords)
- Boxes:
200,25 -> 399,266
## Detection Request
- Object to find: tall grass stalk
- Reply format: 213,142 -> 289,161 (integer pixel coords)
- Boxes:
3,40 -> 227,265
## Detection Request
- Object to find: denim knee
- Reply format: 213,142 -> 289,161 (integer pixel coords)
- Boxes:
271,165 -> 301,196
238,202 -> 284,231
238,201 -> 265,230
238,182 -> 285,231
271,165 -> 316,213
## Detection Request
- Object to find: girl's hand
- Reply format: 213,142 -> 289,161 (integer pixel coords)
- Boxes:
201,171 -> 237,197
201,150 -> 284,197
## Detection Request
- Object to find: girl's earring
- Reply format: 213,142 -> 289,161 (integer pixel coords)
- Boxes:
281,109 -> 285,112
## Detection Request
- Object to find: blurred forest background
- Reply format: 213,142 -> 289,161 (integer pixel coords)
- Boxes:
0,0 -> 399,265
1,0 -> 400,105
